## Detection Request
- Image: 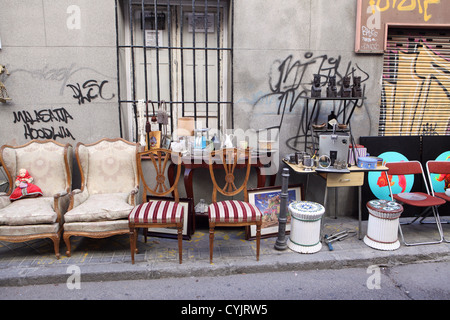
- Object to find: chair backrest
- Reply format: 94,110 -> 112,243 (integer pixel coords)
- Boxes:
385,160 -> 430,196
0,140 -> 73,197
208,148 -> 252,203
426,160 -> 450,194
386,160 -> 422,176
426,160 -> 450,174
76,138 -> 139,195
137,148 -> 182,203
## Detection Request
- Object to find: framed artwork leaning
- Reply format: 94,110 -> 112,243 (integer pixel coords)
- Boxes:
246,184 -> 304,239
145,196 -> 194,240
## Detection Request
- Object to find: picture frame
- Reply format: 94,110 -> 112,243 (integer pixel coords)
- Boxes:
161,135 -> 171,150
145,196 -> 194,240
146,131 -> 161,151
246,184 -> 304,240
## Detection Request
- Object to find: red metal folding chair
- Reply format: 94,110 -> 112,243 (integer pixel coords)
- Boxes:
385,160 -> 445,246
426,160 -> 450,243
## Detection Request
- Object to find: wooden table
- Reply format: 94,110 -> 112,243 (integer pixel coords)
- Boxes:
284,160 -> 389,239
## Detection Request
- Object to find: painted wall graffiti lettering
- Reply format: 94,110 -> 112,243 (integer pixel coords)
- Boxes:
66,79 -> 115,104
253,53 -> 369,151
369,0 -> 440,22
13,107 -> 75,140
12,64 -> 115,96
356,0 -> 449,53
381,39 -> 450,136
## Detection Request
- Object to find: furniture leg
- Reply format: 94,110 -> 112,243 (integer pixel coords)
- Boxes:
358,185 -> 362,240
334,187 -> 338,219
130,228 -> 135,264
255,167 -> 266,188
256,223 -> 261,261
184,167 -> 194,199
177,223 -> 183,264
209,224 -> 215,264
64,233 -> 72,257
321,186 -> 328,239
52,234 -> 61,260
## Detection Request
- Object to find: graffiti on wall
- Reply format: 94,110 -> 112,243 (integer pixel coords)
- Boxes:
8,64 -> 116,141
13,107 -> 75,140
356,0 -> 448,53
381,39 -> 450,136
66,79 -> 115,105
252,53 -> 369,151
369,0 -> 441,22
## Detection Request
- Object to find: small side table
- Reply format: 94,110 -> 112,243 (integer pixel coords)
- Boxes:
363,199 -> 403,251
287,201 -> 325,254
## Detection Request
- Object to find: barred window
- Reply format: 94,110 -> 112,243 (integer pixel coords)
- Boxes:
116,0 -> 233,141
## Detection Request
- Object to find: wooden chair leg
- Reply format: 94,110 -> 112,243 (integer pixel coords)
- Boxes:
51,234 -> 61,260
256,223 -> 261,261
209,224 -> 215,264
129,228 -> 136,264
63,233 -> 72,257
177,224 -> 183,264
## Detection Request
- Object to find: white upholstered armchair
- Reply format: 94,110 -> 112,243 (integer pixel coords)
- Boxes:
0,140 -> 73,259
63,138 -> 139,256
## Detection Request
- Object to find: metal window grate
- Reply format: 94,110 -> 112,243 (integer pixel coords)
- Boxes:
115,0 -> 233,141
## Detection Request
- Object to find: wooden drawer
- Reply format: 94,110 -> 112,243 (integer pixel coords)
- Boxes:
326,172 -> 364,187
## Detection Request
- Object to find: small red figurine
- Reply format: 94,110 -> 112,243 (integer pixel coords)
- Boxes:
9,168 -> 43,201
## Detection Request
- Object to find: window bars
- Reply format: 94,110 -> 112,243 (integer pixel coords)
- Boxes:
115,0 -> 233,141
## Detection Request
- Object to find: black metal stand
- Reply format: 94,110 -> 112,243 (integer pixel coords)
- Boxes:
274,168 -> 289,250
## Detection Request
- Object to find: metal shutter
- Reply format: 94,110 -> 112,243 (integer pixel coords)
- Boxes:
379,28 -> 450,136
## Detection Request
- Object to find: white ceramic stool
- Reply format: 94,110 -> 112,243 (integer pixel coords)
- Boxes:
287,201 -> 325,254
363,199 -> 403,250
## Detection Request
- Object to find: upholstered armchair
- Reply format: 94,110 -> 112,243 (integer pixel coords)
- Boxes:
0,140 -> 73,259
63,138 -> 139,256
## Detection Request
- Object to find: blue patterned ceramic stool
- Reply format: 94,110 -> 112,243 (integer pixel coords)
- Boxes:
364,199 -> 403,251
287,201 -> 325,254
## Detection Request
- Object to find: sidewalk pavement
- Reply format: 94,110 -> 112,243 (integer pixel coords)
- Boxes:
0,216 -> 449,287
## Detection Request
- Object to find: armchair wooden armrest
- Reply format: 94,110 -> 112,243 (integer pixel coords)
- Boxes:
128,186 -> 139,206
53,190 -> 70,224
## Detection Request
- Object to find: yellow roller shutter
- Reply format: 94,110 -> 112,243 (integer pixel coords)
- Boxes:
379,28 -> 450,136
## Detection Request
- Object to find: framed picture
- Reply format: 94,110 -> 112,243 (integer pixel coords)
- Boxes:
145,196 -> 194,240
246,184 -> 303,239
146,131 -> 161,151
161,135 -> 171,150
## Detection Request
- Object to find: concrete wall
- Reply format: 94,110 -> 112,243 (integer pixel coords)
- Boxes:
0,0 -> 120,148
0,0 -> 385,217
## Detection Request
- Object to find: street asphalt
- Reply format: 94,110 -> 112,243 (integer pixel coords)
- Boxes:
0,216 -> 449,287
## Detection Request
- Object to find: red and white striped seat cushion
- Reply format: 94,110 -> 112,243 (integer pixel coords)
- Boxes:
129,201 -> 184,224
208,200 -> 262,223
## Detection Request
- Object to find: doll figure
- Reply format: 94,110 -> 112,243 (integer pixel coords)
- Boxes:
9,168 -> 43,201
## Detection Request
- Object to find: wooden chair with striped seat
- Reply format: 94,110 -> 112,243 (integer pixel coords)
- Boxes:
128,148 -> 183,264
208,147 -> 262,264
